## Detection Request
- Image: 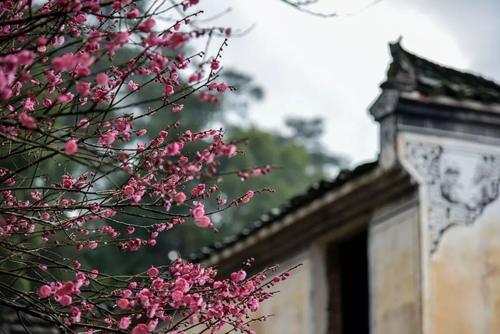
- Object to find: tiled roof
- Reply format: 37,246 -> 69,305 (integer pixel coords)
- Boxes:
382,41 -> 500,104
191,161 -> 378,262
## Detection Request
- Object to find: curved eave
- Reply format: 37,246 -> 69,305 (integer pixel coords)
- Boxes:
201,163 -> 416,274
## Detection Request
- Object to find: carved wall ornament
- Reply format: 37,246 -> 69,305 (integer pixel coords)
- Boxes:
405,141 -> 500,253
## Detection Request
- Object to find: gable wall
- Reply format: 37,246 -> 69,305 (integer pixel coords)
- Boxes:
399,130 -> 500,334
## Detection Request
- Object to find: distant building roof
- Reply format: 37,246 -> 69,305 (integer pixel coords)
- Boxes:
193,41 -> 500,265
383,41 -> 500,105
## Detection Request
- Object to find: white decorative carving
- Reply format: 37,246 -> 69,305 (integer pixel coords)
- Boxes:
405,141 -> 500,253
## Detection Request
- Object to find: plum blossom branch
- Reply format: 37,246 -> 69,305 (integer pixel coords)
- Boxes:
0,0 -> 287,333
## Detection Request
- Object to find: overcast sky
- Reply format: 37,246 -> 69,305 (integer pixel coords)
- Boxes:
199,0 -> 500,165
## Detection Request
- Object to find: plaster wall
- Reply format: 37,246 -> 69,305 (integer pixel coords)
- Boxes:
249,250 -> 314,334
369,194 -> 421,334
399,131 -> 500,334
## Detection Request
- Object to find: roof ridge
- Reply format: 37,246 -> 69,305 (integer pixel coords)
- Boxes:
382,41 -> 500,104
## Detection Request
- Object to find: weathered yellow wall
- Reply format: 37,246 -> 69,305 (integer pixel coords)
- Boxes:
250,251 -> 312,334
426,204 -> 500,334
369,198 -> 421,334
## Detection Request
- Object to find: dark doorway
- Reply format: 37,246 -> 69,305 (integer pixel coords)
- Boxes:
327,231 -> 369,333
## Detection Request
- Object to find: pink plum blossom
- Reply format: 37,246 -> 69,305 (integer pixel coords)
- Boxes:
172,104 -> 183,112
95,72 -> 108,86
37,285 -> 52,298
147,266 -> 159,277
64,139 -> 78,155
164,84 -> 174,96
117,298 -> 130,310
127,8 -> 140,18
173,192 -> 187,205
231,270 -> 247,283
138,18 -> 156,33
118,317 -> 132,329
128,80 -> 139,90
98,130 -> 117,147
18,112 -> 36,129
76,81 -> 90,96
131,324 -> 149,334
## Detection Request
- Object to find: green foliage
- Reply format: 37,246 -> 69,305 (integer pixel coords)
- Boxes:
216,127 -> 321,233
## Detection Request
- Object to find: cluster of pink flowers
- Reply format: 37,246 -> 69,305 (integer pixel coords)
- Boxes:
191,202 -> 212,228
0,0 -> 283,332
33,259 -> 288,333
106,260 -> 286,333
0,50 -> 35,100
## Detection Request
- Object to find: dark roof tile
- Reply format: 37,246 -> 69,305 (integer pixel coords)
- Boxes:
383,41 -> 500,104
191,161 -> 378,262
